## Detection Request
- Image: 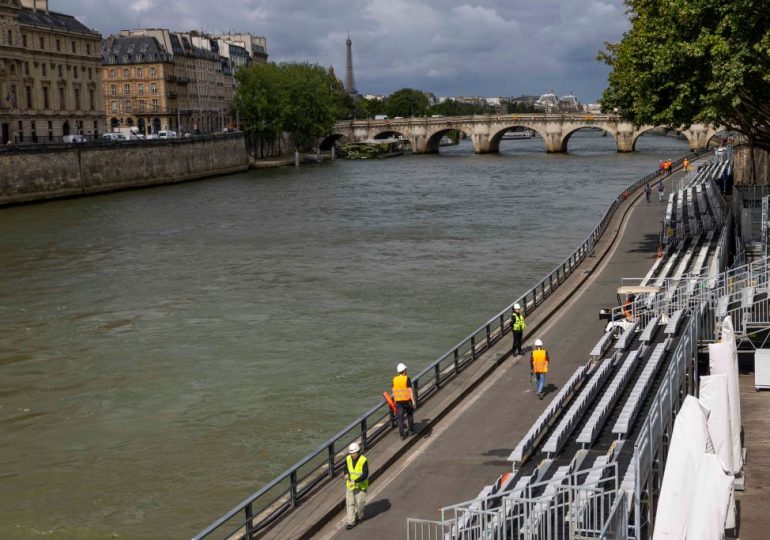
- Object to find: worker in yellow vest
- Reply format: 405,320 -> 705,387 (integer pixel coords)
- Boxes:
530,338 -> 550,399
343,442 -> 368,530
511,302 -> 526,356
392,363 -> 417,440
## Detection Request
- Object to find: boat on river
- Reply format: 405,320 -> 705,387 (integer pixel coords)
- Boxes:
501,129 -> 534,140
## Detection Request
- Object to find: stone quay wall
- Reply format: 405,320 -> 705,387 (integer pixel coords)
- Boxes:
0,134 -> 250,206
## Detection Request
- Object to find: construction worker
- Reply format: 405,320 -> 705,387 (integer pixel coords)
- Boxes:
622,294 -> 635,320
511,303 -> 526,356
344,442 -> 368,530
530,338 -> 549,399
657,180 -> 665,202
392,363 -> 416,439
644,183 -> 651,202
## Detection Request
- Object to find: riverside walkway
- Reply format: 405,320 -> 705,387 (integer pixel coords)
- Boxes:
259,168 -> 680,540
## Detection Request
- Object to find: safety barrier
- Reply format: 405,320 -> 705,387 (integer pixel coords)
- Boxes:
192,152 -> 709,540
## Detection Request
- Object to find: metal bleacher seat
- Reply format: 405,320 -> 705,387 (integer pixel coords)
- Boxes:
543,358 -> 615,456
508,366 -> 587,465
664,309 -> 684,334
576,348 -> 642,447
612,340 -> 669,437
590,331 -> 615,359
614,321 -> 638,351
639,316 -> 660,343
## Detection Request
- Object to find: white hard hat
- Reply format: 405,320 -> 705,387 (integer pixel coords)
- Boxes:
348,442 -> 360,454
534,338 -> 543,347
397,362 -> 407,373
514,303 -> 521,310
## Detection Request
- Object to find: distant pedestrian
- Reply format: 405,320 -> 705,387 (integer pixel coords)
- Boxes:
683,158 -> 689,171
530,338 -> 550,399
657,181 -> 665,202
392,363 -> 416,439
645,183 -> 651,202
344,442 -> 368,530
511,303 -> 526,356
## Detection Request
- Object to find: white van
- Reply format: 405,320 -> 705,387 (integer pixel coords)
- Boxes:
62,134 -> 86,143
102,132 -> 126,141
374,115 -> 389,120
157,130 -> 177,139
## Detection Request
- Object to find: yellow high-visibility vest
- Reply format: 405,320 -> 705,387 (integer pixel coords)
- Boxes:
392,374 -> 411,403
512,312 -> 526,331
345,455 -> 368,491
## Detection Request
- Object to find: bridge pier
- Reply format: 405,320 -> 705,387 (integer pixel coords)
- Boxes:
544,127 -> 565,153
616,124 -> 636,152
683,124 -> 712,152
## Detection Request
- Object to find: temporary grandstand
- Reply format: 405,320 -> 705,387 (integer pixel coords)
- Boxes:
407,156 -> 762,539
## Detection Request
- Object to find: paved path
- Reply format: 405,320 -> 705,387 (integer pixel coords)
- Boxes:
310,181 -> 670,539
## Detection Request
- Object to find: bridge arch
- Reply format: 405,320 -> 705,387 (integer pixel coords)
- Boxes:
424,127 -> 473,154
558,125 -> 617,153
318,133 -> 350,151
488,125 -> 547,153
372,130 -> 406,140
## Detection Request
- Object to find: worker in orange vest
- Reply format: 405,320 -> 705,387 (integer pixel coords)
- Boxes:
392,363 -> 417,439
530,339 -> 550,399
683,158 -> 689,171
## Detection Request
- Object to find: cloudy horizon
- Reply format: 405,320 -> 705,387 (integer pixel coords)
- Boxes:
60,0 -> 631,102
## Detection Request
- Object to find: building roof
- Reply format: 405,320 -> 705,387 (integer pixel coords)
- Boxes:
101,35 -> 172,64
18,9 -> 96,35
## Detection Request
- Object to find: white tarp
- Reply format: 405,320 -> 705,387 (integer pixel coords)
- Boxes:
698,374 -> 736,528
653,396 -> 712,540
685,453 -> 733,540
709,338 -> 743,474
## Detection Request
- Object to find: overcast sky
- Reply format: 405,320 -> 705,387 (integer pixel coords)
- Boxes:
62,0 -> 631,101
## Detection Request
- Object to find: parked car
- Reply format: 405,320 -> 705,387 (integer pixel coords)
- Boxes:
63,134 -> 86,143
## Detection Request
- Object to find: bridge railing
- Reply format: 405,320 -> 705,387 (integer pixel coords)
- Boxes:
192,153 -> 703,540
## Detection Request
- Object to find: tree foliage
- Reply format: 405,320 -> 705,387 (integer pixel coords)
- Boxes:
599,0 -> 770,149
386,88 -> 430,118
235,62 -> 351,152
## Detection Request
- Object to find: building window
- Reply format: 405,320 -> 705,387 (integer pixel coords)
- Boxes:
42,63 -> 47,76
152,99 -> 159,112
150,83 -> 157,95
22,34 -> 27,48
124,100 -> 131,113
48,121 -> 53,141
111,100 -> 118,113
86,43 -> 91,55
138,83 -> 144,95
150,67 -> 156,77
109,69 -> 116,79
56,39 -> 60,51
138,100 -> 145,112
73,66 -> 78,79
58,65 -> 62,78
25,86 -> 32,108
74,88 -> 80,110
59,87 -> 65,110
123,68 -> 129,78
88,68 -> 92,80
39,36 -> 44,49
24,62 -> 29,76
31,120 -> 37,143
110,84 -> 116,96
6,30 -> 11,45
43,87 -> 49,109
137,67 -> 143,78
89,89 -> 94,111
124,83 -> 130,95
17,120 -> 23,143
71,41 -> 76,53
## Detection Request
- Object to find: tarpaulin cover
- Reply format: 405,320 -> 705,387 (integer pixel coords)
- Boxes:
708,337 -> 743,474
685,453 -> 733,540
653,396 -> 711,539
698,374 -> 736,528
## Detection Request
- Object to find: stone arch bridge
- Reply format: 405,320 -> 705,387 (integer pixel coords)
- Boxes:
323,114 -> 721,154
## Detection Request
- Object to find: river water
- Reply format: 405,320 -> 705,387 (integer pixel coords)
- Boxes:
0,131 -> 688,538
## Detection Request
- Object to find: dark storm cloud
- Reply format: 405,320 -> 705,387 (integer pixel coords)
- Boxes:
61,0 -> 629,101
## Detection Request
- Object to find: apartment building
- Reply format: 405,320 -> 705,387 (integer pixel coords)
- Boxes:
0,0 -> 105,143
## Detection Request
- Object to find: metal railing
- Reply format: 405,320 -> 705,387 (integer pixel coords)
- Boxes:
192,154 -> 701,540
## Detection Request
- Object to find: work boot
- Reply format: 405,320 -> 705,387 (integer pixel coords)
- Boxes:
346,523 -> 355,530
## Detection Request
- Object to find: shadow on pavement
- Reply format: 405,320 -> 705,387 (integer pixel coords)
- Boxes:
626,232 -> 660,254
542,383 -> 558,397
364,498 -> 391,521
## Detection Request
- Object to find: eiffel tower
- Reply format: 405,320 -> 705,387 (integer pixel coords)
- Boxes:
344,33 -> 357,95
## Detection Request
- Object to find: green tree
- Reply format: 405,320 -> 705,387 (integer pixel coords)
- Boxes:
235,62 -> 286,157
386,88 -> 430,117
599,0 -> 770,154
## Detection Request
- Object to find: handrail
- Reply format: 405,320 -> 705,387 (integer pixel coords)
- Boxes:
192,150 -> 706,540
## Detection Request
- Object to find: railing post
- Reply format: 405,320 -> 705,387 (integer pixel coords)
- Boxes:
413,379 -> 420,404
486,323 -> 491,348
470,336 -> 477,359
454,348 -> 459,373
245,502 -> 255,540
360,418 -> 368,450
289,471 -> 298,507
499,313 -> 506,336
328,443 -> 336,477
434,364 -> 441,389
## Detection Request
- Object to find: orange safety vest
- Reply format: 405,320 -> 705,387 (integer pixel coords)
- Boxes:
623,300 -> 633,319
532,349 -> 549,374
392,374 -> 411,403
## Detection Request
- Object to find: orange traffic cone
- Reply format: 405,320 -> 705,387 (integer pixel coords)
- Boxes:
657,244 -> 663,258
